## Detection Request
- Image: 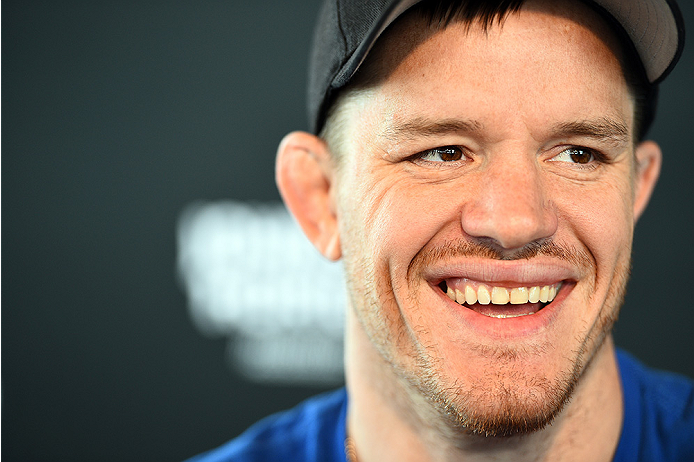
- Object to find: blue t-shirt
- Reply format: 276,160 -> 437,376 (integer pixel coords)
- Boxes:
187,350 -> 694,461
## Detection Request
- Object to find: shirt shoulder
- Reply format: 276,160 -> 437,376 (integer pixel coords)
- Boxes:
185,388 -> 348,462
614,349 -> 694,462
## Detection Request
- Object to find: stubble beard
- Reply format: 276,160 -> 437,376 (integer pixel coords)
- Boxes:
345,238 -> 629,440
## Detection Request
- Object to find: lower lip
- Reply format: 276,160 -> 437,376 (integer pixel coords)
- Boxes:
435,282 -> 572,339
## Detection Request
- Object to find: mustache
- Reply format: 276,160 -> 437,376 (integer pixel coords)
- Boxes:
409,238 -> 594,275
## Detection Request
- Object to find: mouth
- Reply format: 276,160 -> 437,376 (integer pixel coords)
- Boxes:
438,279 -> 563,319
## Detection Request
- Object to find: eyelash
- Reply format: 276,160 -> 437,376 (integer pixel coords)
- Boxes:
411,146 -> 466,164
411,146 -> 608,165
410,145 -> 609,169
550,146 -> 610,170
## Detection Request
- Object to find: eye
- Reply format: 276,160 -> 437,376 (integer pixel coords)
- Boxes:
550,147 -> 596,164
418,146 -> 464,162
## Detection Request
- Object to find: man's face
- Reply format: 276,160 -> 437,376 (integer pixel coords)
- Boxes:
331,0 -> 650,435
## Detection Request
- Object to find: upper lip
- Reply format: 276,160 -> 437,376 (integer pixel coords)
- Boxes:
420,257 -> 582,287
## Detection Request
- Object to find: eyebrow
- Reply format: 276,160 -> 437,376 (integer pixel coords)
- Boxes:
382,116 -> 631,145
383,117 -> 483,141
550,118 -> 630,145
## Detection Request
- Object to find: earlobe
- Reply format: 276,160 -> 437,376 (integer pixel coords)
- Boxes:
633,140 -> 662,222
276,131 -> 342,261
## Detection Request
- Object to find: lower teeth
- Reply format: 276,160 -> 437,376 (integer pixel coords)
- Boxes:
483,312 -> 535,319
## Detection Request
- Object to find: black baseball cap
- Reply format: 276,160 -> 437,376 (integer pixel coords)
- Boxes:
307,0 -> 685,134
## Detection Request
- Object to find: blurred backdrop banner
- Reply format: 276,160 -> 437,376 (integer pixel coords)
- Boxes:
177,201 -> 345,384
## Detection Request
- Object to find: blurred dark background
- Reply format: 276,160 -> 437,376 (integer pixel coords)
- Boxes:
3,1 -> 693,460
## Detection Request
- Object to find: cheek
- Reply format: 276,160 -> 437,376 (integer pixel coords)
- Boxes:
557,177 -> 635,283
336,169 -> 462,319
358,180 -> 458,268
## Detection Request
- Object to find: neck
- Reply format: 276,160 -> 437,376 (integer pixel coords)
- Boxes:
344,309 -> 623,462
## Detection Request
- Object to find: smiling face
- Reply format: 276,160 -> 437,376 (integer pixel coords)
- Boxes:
329,0 -> 654,436
278,0 -> 661,438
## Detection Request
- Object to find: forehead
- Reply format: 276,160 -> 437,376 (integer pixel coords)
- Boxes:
355,0 -> 627,90
343,0 -> 633,144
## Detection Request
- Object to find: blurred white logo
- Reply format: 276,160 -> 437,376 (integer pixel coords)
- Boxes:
177,201 -> 345,384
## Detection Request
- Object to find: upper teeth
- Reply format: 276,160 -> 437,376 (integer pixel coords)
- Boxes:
446,283 -> 561,305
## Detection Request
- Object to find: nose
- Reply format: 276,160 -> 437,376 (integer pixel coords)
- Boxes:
461,155 -> 557,250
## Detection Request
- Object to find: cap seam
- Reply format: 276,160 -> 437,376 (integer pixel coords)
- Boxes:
332,0 -> 351,90
315,0 -> 351,133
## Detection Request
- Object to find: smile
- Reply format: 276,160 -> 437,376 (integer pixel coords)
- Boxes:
440,280 -> 563,319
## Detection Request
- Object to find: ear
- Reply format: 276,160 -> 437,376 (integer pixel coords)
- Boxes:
632,140 -> 662,222
276,131 -> 341,261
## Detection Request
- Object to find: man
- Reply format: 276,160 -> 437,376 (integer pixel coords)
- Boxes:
189,0 -> 692,461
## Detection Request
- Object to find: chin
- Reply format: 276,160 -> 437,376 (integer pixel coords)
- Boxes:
414,359 -> 580,437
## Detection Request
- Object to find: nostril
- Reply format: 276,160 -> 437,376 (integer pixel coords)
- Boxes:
460,206 -> 557,251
